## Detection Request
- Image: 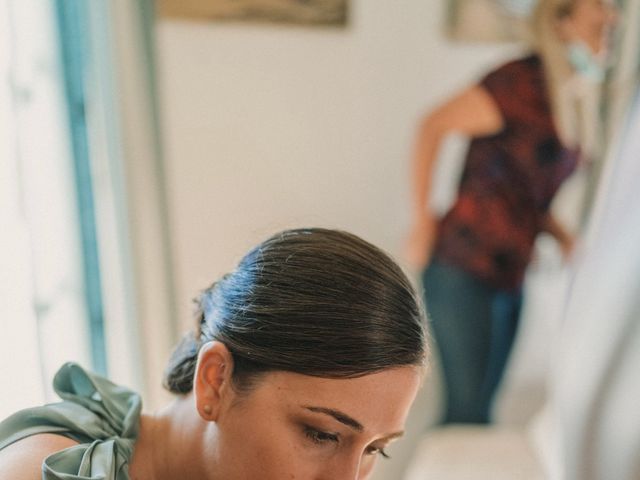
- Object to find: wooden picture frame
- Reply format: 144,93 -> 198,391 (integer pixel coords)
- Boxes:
157,0 -> 349,27
447,0 -> 536,42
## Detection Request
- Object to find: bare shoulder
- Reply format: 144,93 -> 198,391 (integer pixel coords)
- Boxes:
0,434 -> 78,480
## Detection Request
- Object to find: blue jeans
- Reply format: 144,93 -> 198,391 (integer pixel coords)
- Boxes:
422,260 -> 523,424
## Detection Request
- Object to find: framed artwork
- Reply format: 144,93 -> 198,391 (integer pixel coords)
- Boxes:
157,0 -> 349,27
447,0 -> 537,42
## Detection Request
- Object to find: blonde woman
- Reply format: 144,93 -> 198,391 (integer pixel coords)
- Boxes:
407,0 -> 617,424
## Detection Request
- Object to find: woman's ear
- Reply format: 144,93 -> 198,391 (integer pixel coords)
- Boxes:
193,341 -> 234,421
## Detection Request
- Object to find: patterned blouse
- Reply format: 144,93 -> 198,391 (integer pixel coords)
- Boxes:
433,54 -> 580,290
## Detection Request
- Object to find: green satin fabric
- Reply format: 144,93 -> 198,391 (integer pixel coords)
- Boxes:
0,363 -> 142,479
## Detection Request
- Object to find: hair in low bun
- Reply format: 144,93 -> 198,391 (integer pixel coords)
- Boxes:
162,294 -> 208,394
163,228 -> 427,395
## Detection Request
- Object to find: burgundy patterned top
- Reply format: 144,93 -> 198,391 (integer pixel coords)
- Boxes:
432,55 -> 580,290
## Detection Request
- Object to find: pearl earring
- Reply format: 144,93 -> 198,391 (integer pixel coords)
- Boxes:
203,405 -> 212,416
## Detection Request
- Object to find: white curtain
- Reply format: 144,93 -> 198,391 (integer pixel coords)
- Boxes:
0,0 -> 92,417
83,0 -> 178,408
1,0 -> 177,414
553,94 -> 640,480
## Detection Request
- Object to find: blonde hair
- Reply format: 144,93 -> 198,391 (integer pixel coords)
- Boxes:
530,0 -> 603,156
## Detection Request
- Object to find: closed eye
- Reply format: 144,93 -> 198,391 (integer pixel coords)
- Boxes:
365,445 -> 391,459
303,426 -> 340,445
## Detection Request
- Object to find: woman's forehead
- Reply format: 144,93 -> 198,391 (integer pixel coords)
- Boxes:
249,368 -> 421,427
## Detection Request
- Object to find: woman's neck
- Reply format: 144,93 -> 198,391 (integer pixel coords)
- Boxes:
129,394 -> 215,480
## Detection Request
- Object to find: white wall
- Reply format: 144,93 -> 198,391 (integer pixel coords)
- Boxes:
156,0 -> 520,329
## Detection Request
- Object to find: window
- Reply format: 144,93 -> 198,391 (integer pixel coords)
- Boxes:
0,0 -> 94,417
1,0 -> 177,416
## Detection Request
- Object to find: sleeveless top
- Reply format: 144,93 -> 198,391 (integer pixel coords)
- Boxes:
0,363 -> 141,479
433,54 -> 580,290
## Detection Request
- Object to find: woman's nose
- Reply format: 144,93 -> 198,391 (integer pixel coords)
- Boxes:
320,454 -> 365,480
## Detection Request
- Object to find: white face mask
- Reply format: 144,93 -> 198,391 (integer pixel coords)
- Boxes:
566,41 -> 606,83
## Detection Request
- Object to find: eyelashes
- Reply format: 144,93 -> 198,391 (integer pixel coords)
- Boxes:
302,426 -> 391,459
366,445 -> 391,459
304,425 -> 339,445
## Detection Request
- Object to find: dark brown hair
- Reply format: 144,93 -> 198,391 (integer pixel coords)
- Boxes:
163,228 -> 427,394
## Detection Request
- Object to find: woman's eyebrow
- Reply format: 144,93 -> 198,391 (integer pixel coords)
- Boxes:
302,406 -> 405,440
303,406 -> 364,432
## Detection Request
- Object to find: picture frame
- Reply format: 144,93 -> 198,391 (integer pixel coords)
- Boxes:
447,0 -> 537,42
157,0 -> 349,27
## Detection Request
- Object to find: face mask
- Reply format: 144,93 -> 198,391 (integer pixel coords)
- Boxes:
566,41 -> 606,83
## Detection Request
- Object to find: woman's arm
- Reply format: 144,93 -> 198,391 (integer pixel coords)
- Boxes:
0,434 -> 78,480
406,85 -> 504,268
540,213 -> 576,259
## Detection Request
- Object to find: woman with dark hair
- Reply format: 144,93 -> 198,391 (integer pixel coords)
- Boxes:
0,228 -> 427,480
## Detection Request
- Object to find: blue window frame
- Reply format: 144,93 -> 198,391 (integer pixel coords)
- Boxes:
55,0 -> 107,375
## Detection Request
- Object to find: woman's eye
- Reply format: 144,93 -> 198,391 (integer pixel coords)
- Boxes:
365,445 -> 391,459
304,426 -> 340,445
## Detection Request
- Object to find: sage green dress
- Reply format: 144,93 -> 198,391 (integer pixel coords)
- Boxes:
0,362 -> 141,479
